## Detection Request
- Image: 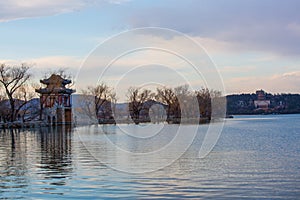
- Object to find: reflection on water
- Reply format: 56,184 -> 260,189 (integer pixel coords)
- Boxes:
0,115 -> 300,199
38,126 -> 72,186
75,124 -> 204,173
0,129 -> 29,199
0,126 -> 73,199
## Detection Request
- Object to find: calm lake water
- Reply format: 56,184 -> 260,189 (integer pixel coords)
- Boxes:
0,114 -> 300,199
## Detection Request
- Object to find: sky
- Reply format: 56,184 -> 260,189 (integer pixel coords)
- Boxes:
0,0 -> 299,100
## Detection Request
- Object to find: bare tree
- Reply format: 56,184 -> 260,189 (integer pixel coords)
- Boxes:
81,83 -> 116,123
195,88 -> 223,120
14,84 -> 36,121
195,88 -> 211,119
174,85 -> 199,120
0,64 -> 32,122
155,86 -> 179,123
209,90 -> 226,119
77,94 -> 97,122
127,87 -> 153,124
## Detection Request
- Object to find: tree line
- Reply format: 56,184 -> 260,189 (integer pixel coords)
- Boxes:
79,83 -> 225,124
0,63 -> 225,124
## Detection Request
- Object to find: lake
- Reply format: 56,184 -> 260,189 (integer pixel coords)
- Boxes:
0,114 -> 299,199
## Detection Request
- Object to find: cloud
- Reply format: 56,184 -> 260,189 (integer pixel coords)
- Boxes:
0,0 -> 85,22
1,33 -> 214,90
219,65 -> 257,74
0,0 -> 128,22
74,32 -> 225,92
27,55 -> 81,68
2,55 -> 299,96
0,55 -> 81,80
2,0 -> 299,57
225,71 -> 300,94
287,22 -> 300,36
124,0 -> 300,56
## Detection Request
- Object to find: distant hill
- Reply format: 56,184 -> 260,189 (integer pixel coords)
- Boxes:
226,92 -> 300,115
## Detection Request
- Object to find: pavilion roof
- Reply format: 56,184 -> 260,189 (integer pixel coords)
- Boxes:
36,74 -> 75,94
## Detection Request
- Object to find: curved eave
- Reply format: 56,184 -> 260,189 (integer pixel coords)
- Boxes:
62,80 -> 72,85
58,89 -> 76,94
40,79 -> 49,85
36,88 -> 76,94
40,78 -> 72,85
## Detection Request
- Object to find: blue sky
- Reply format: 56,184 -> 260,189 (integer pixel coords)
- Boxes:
0,0 -> 299,98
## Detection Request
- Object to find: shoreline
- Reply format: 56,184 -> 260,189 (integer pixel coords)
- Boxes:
1,113 -> 299,129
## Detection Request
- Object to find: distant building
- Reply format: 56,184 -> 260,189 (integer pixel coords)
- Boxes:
254,89 -> 270,110
36,74 -> 75,125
